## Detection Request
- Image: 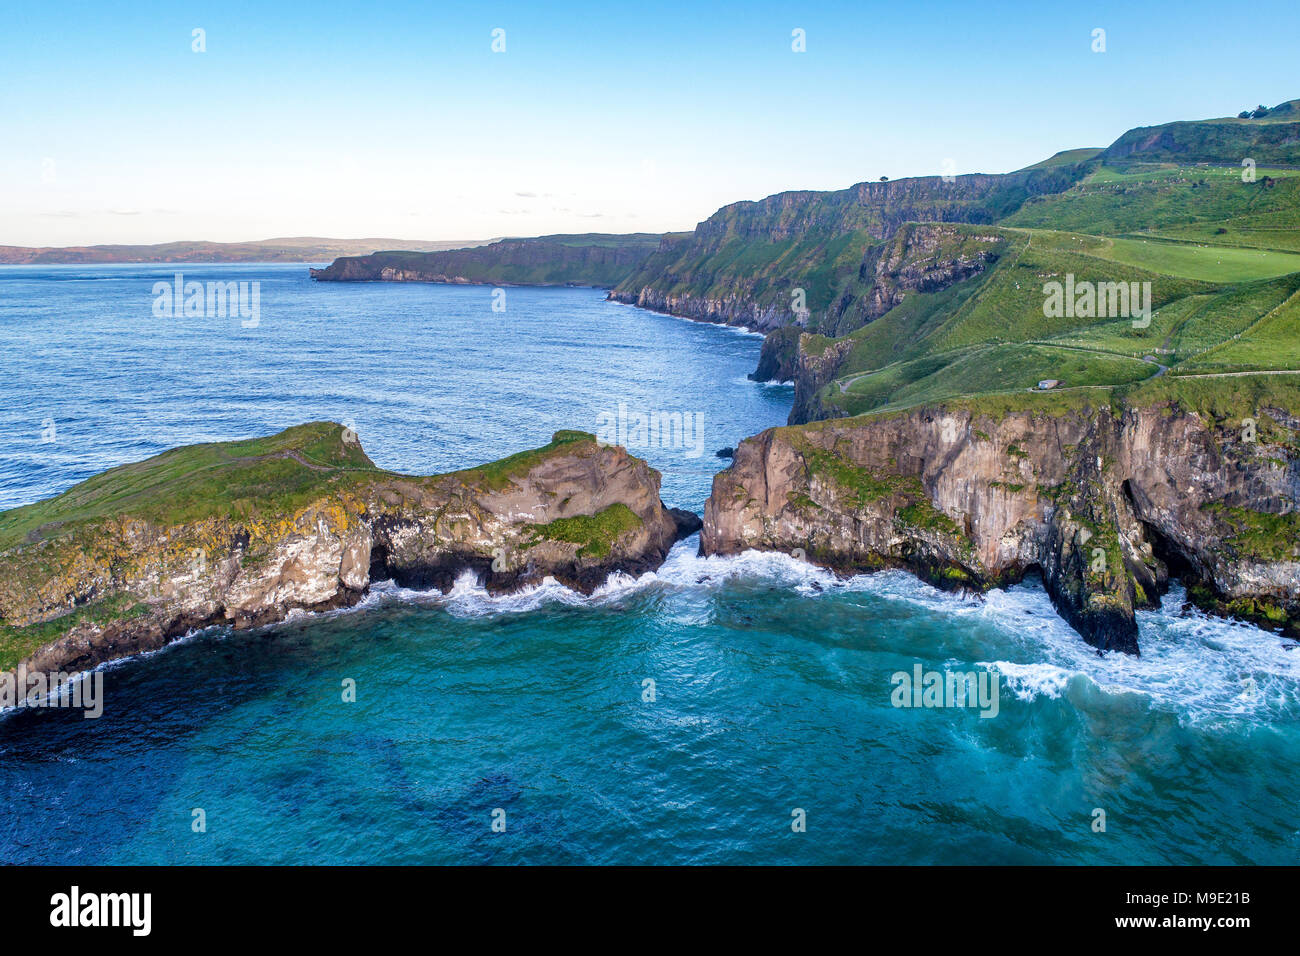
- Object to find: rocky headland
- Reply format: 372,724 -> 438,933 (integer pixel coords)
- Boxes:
702,385 -> 1300,655
5,380 -> 1298,679
608,172 -> 1085,343
0,424 -> 692,678
310,233 -> 668,287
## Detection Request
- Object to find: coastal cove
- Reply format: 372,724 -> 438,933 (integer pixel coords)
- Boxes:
0,264 -> 787,513
2,264 -> 1299,865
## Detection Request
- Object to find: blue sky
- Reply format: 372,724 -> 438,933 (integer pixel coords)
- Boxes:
2,0 -> 1297,245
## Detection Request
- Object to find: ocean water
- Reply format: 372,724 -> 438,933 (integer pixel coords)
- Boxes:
2,264 -> 1299,865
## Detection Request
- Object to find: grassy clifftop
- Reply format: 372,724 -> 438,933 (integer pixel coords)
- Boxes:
610,165 -> 1091,326
0,422 -> 380,554
1100,99 -> 1300,166
771,97 -> 1300,424
597,98 -> 1300,410
0,424 -> 658,672
799,215 -> 1300,422
0,424 -> 620,556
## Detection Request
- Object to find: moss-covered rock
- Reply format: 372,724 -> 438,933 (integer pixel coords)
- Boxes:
703,391 -> 1300,655
1,424 -> 686,676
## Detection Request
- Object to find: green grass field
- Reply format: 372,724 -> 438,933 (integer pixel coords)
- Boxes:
1016,148 -> 1105,171
827,343 -> 1153,418
1003,165 -> 1300,241
805,159 -> 1300,420
1094,236 -> 1300,281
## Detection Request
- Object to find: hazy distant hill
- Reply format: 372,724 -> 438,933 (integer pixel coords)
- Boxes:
0,236 -> 492,265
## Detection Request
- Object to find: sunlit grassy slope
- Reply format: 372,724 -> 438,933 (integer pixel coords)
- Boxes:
808,156 -> 1300,420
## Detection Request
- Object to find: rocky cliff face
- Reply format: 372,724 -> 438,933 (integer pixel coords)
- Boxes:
0,425 -> 687,678
703,395 -> 1300,654
614,285 -> 796,332
610,169 -> 1085,338
776,223 -> 1016,406
820,223 -> 1008,338
751,326 -> 803,382
364,434 -> 680,595
789,337 -> 854,422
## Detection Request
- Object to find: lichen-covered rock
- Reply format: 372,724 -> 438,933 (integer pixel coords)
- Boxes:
702,394 -> 1300,655
0,425 -> 685,677
365,432 -> 679,594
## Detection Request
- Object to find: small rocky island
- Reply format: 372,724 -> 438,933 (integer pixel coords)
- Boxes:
0,424 -> 696,678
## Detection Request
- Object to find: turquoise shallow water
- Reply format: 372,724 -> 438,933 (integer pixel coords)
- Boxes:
2,265 -> 1298,864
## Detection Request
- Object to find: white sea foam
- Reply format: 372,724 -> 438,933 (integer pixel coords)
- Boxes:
732,376 -> 794,388
360,537 -> 1298,724
0,618 -> 219,722
977,661 -> 1073,701
363,569 -> 588,618
22,537 -> 1288,727
971,583 -> 1300,725
356,536 -> 844,620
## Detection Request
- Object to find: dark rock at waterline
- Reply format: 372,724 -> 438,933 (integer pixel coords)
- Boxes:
668,507 -> 703,539
715,447 -> 735,459
750,325 -> 802,383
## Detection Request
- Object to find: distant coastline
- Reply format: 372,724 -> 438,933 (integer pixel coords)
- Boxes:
0,236 -> 493,265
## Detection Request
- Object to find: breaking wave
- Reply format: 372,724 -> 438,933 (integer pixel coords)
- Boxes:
358,535 -> 1300,725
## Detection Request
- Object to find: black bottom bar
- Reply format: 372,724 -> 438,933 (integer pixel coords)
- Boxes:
1,865 -> 1276,941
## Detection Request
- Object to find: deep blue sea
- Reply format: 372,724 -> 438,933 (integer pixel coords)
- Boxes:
2,263 -> 1298,864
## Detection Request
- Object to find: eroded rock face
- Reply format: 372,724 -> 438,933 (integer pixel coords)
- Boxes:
787,224 -> 1016,423
821,224 -> 1006,339
702,400 -> 1300,654
790,337 -> 854,425
751,327 -> 802,383
11,502 -> 375,677
611,286 -> 793,332
1,427 -> 685,678
365,440 -> 679,595
607,167 -> 1084,345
